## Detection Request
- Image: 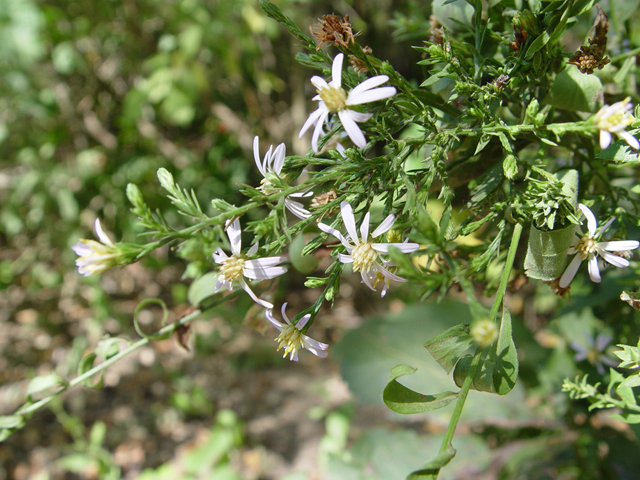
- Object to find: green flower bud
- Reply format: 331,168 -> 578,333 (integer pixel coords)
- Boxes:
513,10 -> 541,36
470,319 -> 498,347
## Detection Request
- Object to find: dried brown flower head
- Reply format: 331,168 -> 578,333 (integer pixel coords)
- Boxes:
348,46 -> 372,74
311,190 -> 338,220
310,14 -> 356,50
428,15 -> 444,45
510,24 -> 528,51
546,276 -> 571,299
494,74 -> 510,89
568,6 -> 610,74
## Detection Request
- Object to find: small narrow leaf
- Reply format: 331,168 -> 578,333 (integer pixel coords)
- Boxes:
383,365 -> 458,414
27,374 -> 66,399
406,446 -> 456,480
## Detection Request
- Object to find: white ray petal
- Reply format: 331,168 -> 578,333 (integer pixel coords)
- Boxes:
253,136 -> 265,176
340,201 -> 360,244
600,130 -> 612,149
299,107 -> 324,138
310,76 -> 329,91
94,219 -> 114,246
371,214 -> 396,238
239,278 -> 273,308
331,53 -> 344,88
311,110 -> 329,153
599,240 -> 640,251
348,75 -> 390,97
587,255 -> 601,283
347,86 -> 396,106
360,212 -> 370,240
598,250 -> 630,268
318,222 -> 348,245
227,218 -> 242,255
620,131 -> 640,150
578,204 -> 597,236
559,254 -> 583,288
338,110 -> 366,148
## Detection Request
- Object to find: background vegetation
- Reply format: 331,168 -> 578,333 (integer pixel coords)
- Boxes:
2,0 -> 640,478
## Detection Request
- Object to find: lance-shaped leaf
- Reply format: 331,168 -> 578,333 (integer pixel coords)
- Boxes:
425,324 -> 474,374
406,446 -> 456,480
383,365 -> 459,415
542,65 -> 603,112
453,307 -> 519,395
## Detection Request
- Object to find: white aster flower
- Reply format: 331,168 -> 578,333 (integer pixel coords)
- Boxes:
253,136 -> 311,219
266,303 -> 329,361
570,332 -> 618,375
593,96 -> 639,150
559,204 -> 639,288
213,218 -> 287,309
299,53 -> 396,153
318,201 -> 419,293
72,219 -> 121,276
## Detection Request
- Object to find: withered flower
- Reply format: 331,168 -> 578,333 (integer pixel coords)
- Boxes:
310,14 -> 357,50
568,6 -> 610,74
510,24 -> 528,51
428,15 -> 444,46
349,46 -> 372,74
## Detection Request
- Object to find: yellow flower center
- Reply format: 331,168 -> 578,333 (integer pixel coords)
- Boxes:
220,255 -> 245,281
576,235 -> 597,259
600,110 -> 632,130
319,86 -> 347,112
275,324 -> 304,358
587,348 -> 601,364
351,241 -> 377,272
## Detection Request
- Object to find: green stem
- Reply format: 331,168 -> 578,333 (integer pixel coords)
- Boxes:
489,222 -> 523,323
434,223 -> 523,478
15,308 -> 201,417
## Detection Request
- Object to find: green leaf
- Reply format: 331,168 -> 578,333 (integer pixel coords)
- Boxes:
453,307 -> 518,395
596,141 -> 640,163
502,154 -> 518,180
523,223 -> 575,280
27,373 -> 65,399
406,446 -> 456,480
492,306 -> 519,395
383,365 -> 458,414
542,66 -> 603,112
78,353 -> 104,389
621,374 -> 640,388
289,234 -> 319,274
524,31 -> 550,60
0,415 -> 25,429
424,324 -> 473,374
188,271 -> 220,306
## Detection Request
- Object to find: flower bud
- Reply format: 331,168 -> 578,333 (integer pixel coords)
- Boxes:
513,10 -> 540,36
470,318 -> 498,347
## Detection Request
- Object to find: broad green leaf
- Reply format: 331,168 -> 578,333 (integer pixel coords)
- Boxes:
542,66 -> 603,112
289,234 -> 319,274
188,271 -> 220,306
621,374 -> 640,388
453,307 -> 518,395
383,365 -> 458,414
596,141 -> 640,163
407,446 -> 456,480
424,324 -> 473,374
493,306 -> 519,395
524,224 -> 575,280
